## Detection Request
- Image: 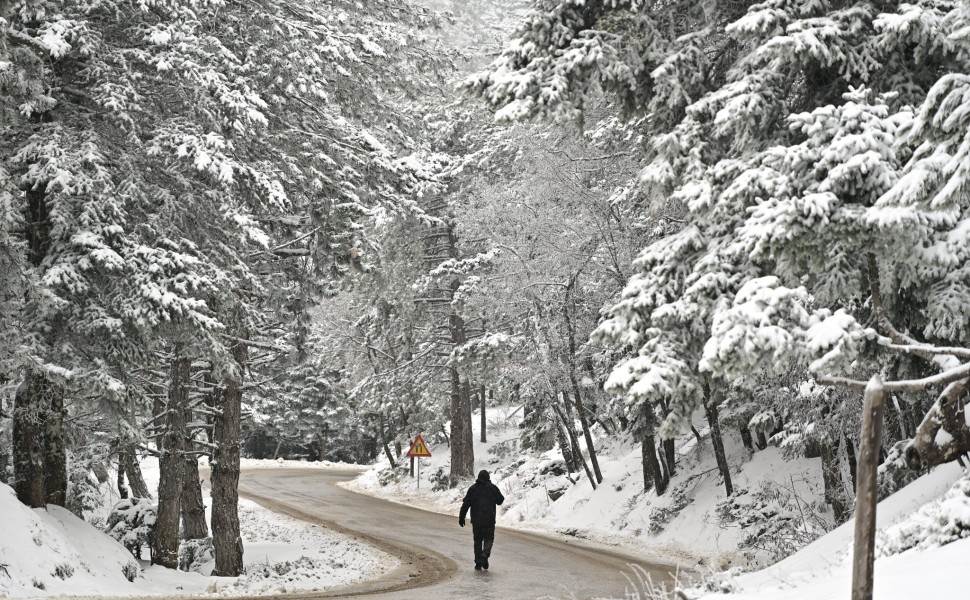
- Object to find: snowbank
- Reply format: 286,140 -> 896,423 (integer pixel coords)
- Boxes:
0,455 -> 393,598
0,483 -> 142,597
691,462 -> 968,599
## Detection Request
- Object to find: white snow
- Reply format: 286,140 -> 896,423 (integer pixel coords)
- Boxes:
0,457 -> 393,598
689,463 -> 967,600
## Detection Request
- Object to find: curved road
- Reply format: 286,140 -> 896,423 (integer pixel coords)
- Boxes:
239,469 -> 680,600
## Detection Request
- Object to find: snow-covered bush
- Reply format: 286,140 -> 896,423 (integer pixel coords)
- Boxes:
877,474 -> 970,557
122,561 -> 139,582
66,460 -> 103,523
179,537 -> 214,573
718,480 -> 829,563
106,498 -> 157,560
877,440 -> 920,500
648,486 -> 691,534
429,467 -> 451,492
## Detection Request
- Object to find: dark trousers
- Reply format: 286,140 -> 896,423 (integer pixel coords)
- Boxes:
472,524 -> 495,565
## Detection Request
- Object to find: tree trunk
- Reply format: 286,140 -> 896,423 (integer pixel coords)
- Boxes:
821,438 -> 848,524
756,430 -> 769,450
123,448 -> 152,498
211,335 -> 246,576
691,424 -> 703,445
846,436 -> 858,493
459,379 -> 475,474
740,424 -> 754,451
556,422 -> 576,473
562,280 -> 603,485
448,366 -> 473,483
553,403 -> 595,490
117,454 -> 129,499
43,384 -> 67,507
378,411 -> 396,468
153,354 -> 190,569
181,454 -> 208,540
851,377 -> 886,600
705,397 -> 733,497
641,432 -> 667,495
570,387 -> 604,484
480,384 -> 487,443
13,374 -> 46,508
661,439 -> 677,477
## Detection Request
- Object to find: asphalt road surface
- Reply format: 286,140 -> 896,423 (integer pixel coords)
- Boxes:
239,469 -> 681,600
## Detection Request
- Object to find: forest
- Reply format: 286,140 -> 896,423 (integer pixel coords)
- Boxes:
3,0 -> 970,592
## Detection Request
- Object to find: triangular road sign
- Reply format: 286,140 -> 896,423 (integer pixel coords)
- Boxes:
407,434 -> 432,458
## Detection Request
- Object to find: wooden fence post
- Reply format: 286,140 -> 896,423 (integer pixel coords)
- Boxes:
852,375 -> 886,600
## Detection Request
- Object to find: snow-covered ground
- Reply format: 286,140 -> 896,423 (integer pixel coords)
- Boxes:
686,462 -> 970,599
0,457 -> 393,598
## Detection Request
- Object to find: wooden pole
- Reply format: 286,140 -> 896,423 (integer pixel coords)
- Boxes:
852,375 -> 886,600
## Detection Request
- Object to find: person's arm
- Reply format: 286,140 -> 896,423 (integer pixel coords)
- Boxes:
459,489 -> 471,526
494,484 -> 505,506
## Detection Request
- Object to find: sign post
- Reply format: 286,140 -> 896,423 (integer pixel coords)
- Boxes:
406,434 -> 432,491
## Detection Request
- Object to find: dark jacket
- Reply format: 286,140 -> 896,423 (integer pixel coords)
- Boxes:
459,477 -> 505,527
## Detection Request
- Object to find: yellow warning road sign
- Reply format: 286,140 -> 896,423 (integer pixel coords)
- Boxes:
407,434 -> 432,458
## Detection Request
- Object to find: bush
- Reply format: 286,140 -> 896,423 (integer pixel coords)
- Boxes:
66,460 -> 103,521
429,467 -> 451,492
648,486 -> 691,534
122,561 -> 139,582
717,479 -> 828,563
52,563 -> 74,579
179,538 -> 214,573
106,498 -> 157,560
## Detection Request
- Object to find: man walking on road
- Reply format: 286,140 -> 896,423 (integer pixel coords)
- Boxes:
458,469 -> 505,570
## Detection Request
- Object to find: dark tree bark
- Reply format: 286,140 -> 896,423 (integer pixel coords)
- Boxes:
117,455 -> 129,499
555,423 -> 576,473
13,374 -> 46,507
739,424 -> 754,451
691,424 -> 703,445
181,454 -> 208,540
43,385 -> 67,507
663,438 -> 676,478
562,278 -> 603,485
378,411 -> 396,468
211,336 -> 246,576
821,438 -> 848,524
641,431 -> 667,495
479,383 -> 487,443
123,448 -> 152,498
153,354 -> 189,569
553,402 -> 595,490
846,436 -> 858,493
704,393 -> 733,497
756,430 -> 769,450
459,379 -> 475,473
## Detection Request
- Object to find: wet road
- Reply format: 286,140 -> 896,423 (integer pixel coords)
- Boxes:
239,469 -> 680,600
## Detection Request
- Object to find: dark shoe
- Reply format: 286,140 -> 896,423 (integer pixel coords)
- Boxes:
482,558 -> 489,570
475,563 -> 482,571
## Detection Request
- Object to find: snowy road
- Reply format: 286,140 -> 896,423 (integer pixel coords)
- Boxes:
239,469 -> 681,600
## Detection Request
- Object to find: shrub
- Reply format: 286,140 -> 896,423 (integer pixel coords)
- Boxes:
106,498 -> 157,560
179,538 -> 214,573
52,563 -> 74,579
66,461 -> 103,521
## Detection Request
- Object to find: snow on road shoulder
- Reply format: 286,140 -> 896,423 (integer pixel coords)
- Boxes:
687,462 -> 968,600
214,496 -> 395,596
240,458 -> 369,471
0,457 -> 394,598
